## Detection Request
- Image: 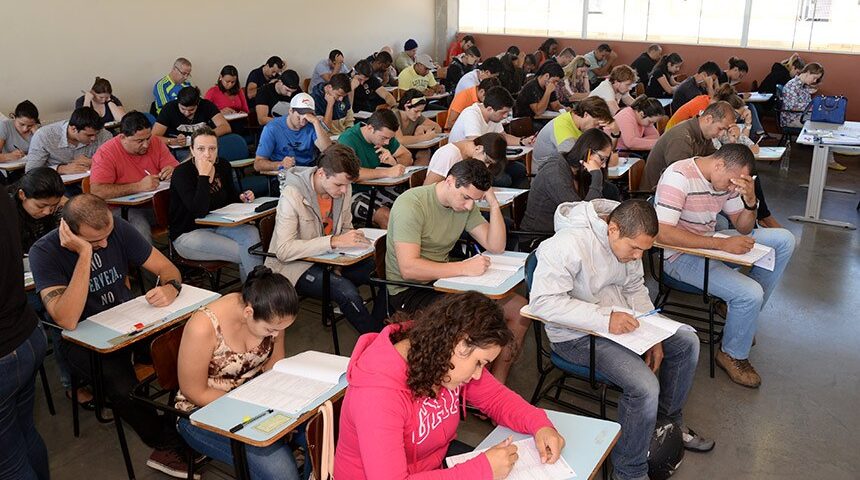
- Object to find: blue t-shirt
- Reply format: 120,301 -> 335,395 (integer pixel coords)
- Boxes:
256,117 -> 319,166
29,218 -> 152,320
311,82 -> 351,121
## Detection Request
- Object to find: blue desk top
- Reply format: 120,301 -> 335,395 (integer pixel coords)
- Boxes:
190,377 -> 348,446
476,409 -> 620,480
433,251 -> 528,298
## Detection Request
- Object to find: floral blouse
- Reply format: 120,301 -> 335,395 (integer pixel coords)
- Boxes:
780,76 -> 812,127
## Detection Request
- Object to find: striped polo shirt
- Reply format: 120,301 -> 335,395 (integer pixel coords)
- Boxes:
654,157 -> 743,261
153,75 -> 191,113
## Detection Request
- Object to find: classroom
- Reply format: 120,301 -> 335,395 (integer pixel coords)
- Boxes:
1,1 -> 858,479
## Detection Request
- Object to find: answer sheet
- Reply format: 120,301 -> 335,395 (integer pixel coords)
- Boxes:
438,254 -> 525,288
446,438 -> 576,480
227,370 -> 334,414
86,284 -> 216,334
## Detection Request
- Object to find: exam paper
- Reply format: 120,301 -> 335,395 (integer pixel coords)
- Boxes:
86,284 -> 216,334
438,254 -> 525,288
446,438 -> 576,480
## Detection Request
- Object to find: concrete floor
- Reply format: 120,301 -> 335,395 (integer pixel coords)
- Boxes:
37,143 -> 860,479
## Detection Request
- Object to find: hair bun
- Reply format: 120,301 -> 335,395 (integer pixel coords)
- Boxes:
246,265 -> 273,282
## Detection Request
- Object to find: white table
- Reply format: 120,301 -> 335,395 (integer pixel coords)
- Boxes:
608,157 -> 641,179
658,98 -> 672,108
790,121 -> 860,229
743,92 -> 773,103
535,110 -> 562,120
403,133 -> 448,149
223,112 -> 249,121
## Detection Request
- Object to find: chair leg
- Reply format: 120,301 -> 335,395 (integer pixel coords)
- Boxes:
186,447 -> 196,480
114,416 -> 136,479
530,372 -> 549,405
71,374 -> 80,438
709,301 -> 716,378
38,365 -> 56,416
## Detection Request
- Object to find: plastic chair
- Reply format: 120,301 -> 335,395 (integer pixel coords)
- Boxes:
218,134 -> 268,197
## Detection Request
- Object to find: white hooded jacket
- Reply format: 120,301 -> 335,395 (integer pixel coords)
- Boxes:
529,199 -> 656,344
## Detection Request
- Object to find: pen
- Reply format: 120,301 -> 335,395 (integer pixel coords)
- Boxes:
635,308 -> 661,319
755,136 -> 763,146
230,408 -> 274,433
472,243 -> 482,256
144,169 -> 152,176
155,275 -> 161,287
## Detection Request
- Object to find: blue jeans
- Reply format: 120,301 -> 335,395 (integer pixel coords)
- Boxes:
174,225 -> 264,282
0,325 -> 49,480
663,228 -> 795,360
177,418 -> 300,480
749,104 -> 764,135
552,330 -> 700,480
295,260 -> 386,334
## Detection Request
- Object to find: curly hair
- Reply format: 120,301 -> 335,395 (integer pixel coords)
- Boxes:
389,292 -> 514,399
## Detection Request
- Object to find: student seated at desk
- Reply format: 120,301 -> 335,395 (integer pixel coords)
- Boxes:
255,70 -> 302,127
532,96 -> 614,173
446,77 -> 500,131
394,39 -> 418,73
589,65 -> 637,115
169,128 -> 261,281
350,59 -> 397,114
498,45 -> 526,96
780,64 -> 844,169
671,61 -> 721,112
176,266 -> 301,480
613,96 -> 664,152
533,38 -> 559,67
529,199 -> 714,480
311,72 -> 353,134
90,112 -> 178,244
665,83 -> 746,132
446,34 -> 475,66
153,87 -> 231,149
397,54 -> 445,97
385,159 -> 529,383
246,56 -> 285,104
23,106 -> 111,175
265,144 -> 385,334
335,292 -> 565,479
454,55 -> 502,95
0,100 -> 39,165
424,132 -> 507,185
337,110 -> 413,228
556,56 -> 591,107
758,53 -> 804,97
583,43 -> 618,88
645,53 -> 683,99
204,65 -> 250,116
521,129 -> 619,235
631,44 -> 663,89
0,183 -> 50,480
254,93 -> 331,172
365,50 -> 395,88
654,145 -> 795,387
29,194 -> 194,478
153,57 -> 192,114
513,61 -> 563,119
311,49 -> 351,91
75,77 -> 126,124
393,89 -> 442,164
445,45 -> 480,92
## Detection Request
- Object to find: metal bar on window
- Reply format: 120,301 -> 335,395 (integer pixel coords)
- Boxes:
582,0 -> 590,39
740,0 -> 753,47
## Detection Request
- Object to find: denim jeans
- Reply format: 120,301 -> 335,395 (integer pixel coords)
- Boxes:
173,225 -> 264,282
552,329 -> 700,480
295,260 -> 386,334
749,104 -> 764,135
663,228 -> 795,360
112,207 -> 156,245
177,418 -> 300,480
0,325 -> 49,480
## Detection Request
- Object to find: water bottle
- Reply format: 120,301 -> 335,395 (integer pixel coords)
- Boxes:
277,166 -> 288,194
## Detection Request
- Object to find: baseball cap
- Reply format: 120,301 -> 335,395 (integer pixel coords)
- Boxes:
415,54 -> 435,69
404,39 -> 418,51
289,93 -> 315,113
278,69 -> 300,89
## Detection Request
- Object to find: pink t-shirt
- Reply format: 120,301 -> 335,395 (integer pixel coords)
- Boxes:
204,86 -> 249,113
90,135 -> 178,185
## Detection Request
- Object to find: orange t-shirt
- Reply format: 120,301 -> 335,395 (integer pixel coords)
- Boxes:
665,95 -> 710,131
448,86 -> 479,117
318,194 -> 333,235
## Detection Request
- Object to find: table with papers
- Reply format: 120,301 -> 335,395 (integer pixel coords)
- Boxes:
195,196 -> 280,227
61,171 -> 90,185
357,165 -> 428,227
403,133 -> 448,149
223,112 -> 249,121
434,251 -> 528,299
107,181 -> 171,219
0,159 -> 27,172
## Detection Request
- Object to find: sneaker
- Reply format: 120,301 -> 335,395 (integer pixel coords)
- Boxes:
828,161 -> 847,171
681,426 -> 715,452
147,447 -> 201,480
715,349 -> 761,388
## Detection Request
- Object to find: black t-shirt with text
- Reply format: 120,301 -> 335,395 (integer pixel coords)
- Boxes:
156,99 -> 220,137
514,79 -> 556,118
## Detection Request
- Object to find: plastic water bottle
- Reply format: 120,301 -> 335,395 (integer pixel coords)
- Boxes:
277,166 -> 288,194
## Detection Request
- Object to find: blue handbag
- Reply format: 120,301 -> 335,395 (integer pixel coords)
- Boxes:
810,95 -> 847,124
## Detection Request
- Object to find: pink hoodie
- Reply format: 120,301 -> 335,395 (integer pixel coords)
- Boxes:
334,323 -> 553,480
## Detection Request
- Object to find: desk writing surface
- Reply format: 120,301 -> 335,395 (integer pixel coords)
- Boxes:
108,181 -> 170,205
506,146 -> 533,160
755,147 -> 786,160
798,121 -> 860,147
229,158 -> 255,169
223,112 -> 249,121
653,241 -> 755,267
535,110 -> 562,120
357,166 -> 427,186
354,111 -> 373,120
658,98 -> 672,108
475,409 -> 620,480
744,92 -> 773,103
195,196 -> 279,226
302,251 -> 374,266
61,171 -> 91,185
433,251 -> 528,298
608,157 -> 641,179
476,187 -> 527,210
0,159 -> 26,171
190,377 -> 347,447
403,134 -> 448,149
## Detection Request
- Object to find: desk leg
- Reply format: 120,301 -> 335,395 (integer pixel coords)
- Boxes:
323,266 -> 341,355
90,351 -> 113,424
364,188 -> 378,228
121,206 -> 130,221
230,439 -> 251,480
789,144 -> 857,229
114,416 -> 136,480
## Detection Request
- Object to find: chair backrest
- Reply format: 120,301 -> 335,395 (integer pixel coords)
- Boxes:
635,82 -> 645,96
306,396 -> 343,480
151,189 -> 171,230
374,234 -> 387,280
81,176 -> 91,194
409,168 -> 427,188
508,117 -> 535,138
436,111 -> 449,131
628,159 -> 646,192
149,324 -> 186,391
751,80 -> 759,92
524,251 -> 538,296
302,78 -> 311,93
258,214 -> 276,252
217,133 -> 250,161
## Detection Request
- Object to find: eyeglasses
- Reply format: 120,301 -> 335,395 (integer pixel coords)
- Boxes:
592,150 -> 611,164
173,66 -> 192,78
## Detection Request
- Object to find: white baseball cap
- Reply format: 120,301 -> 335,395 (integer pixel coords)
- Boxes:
289,93 -> 315,113
415,54 -> 436,69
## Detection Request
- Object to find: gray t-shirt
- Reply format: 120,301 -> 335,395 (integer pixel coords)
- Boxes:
0,119 -> 30,154
583,51 -> 607,85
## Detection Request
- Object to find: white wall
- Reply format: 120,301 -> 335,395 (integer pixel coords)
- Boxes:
1,0 -> 436,122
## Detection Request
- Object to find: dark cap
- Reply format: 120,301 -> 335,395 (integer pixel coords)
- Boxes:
278,69 -> 300,89
404,39 -> 418,51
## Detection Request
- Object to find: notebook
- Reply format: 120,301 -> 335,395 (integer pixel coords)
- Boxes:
446,437 -> 576,480
86,284 -> 218,334
332,228 -> 386,257
210,202 -> 262,221
438,253 -> 525,288
227,351 -> 349,414
600,309 -> 689,355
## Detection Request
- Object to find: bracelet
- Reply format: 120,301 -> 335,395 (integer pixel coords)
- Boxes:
610,132 -> 621,138
519,137 -> 524,146
741,196 -> 758,211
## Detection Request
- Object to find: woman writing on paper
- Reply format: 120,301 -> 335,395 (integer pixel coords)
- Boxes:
393,89 -> 443,165
168,127 -> 261,281
334,292 -> 566,479
176,266 -> 302,480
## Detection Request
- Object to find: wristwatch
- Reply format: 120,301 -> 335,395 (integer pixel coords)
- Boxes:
741,196 -> 758,211
165,279 -> 182,295
518,137 -> 525,146
610,132 -> 621,139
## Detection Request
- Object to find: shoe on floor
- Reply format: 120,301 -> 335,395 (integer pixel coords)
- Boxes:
828,161 -> 847,171
147,447 -> 201,479
715,349 -> 761,388
682,426 -> 715,452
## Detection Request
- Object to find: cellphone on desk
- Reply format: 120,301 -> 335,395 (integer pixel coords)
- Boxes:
506,147 -> 523,155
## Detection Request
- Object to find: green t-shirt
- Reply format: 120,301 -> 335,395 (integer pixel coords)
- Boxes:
338,123 -> 402,192
385,185 -> 486,295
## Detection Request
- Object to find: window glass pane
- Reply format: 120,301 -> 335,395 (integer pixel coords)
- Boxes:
622,0 -> 649,41
459,0 -> 489,33
587,0 -> 625,40
487,0 -> 506,34
748,0 -> 810,50
548,0 -> 584,38
503,0 -> 549,35
809,0 -> 860,53
698,0 -> 745,46
646,0 -> 703,44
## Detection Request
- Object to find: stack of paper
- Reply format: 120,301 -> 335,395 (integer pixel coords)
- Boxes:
228,351 -> 349,414
600,309 -> 688,355
439,253 -> 525,288
0,159 -> 27,170
708,233 -> 776,270
210,202 -> 261,221
333,228 -> 386,256
446,438 -> 576,480
756,147 -> 785,159
223,112 -> 249,121
61,171 -> 91,183
86,284 -> 217,334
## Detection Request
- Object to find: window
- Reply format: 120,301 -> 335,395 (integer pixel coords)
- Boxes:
458,0 -> 860,53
